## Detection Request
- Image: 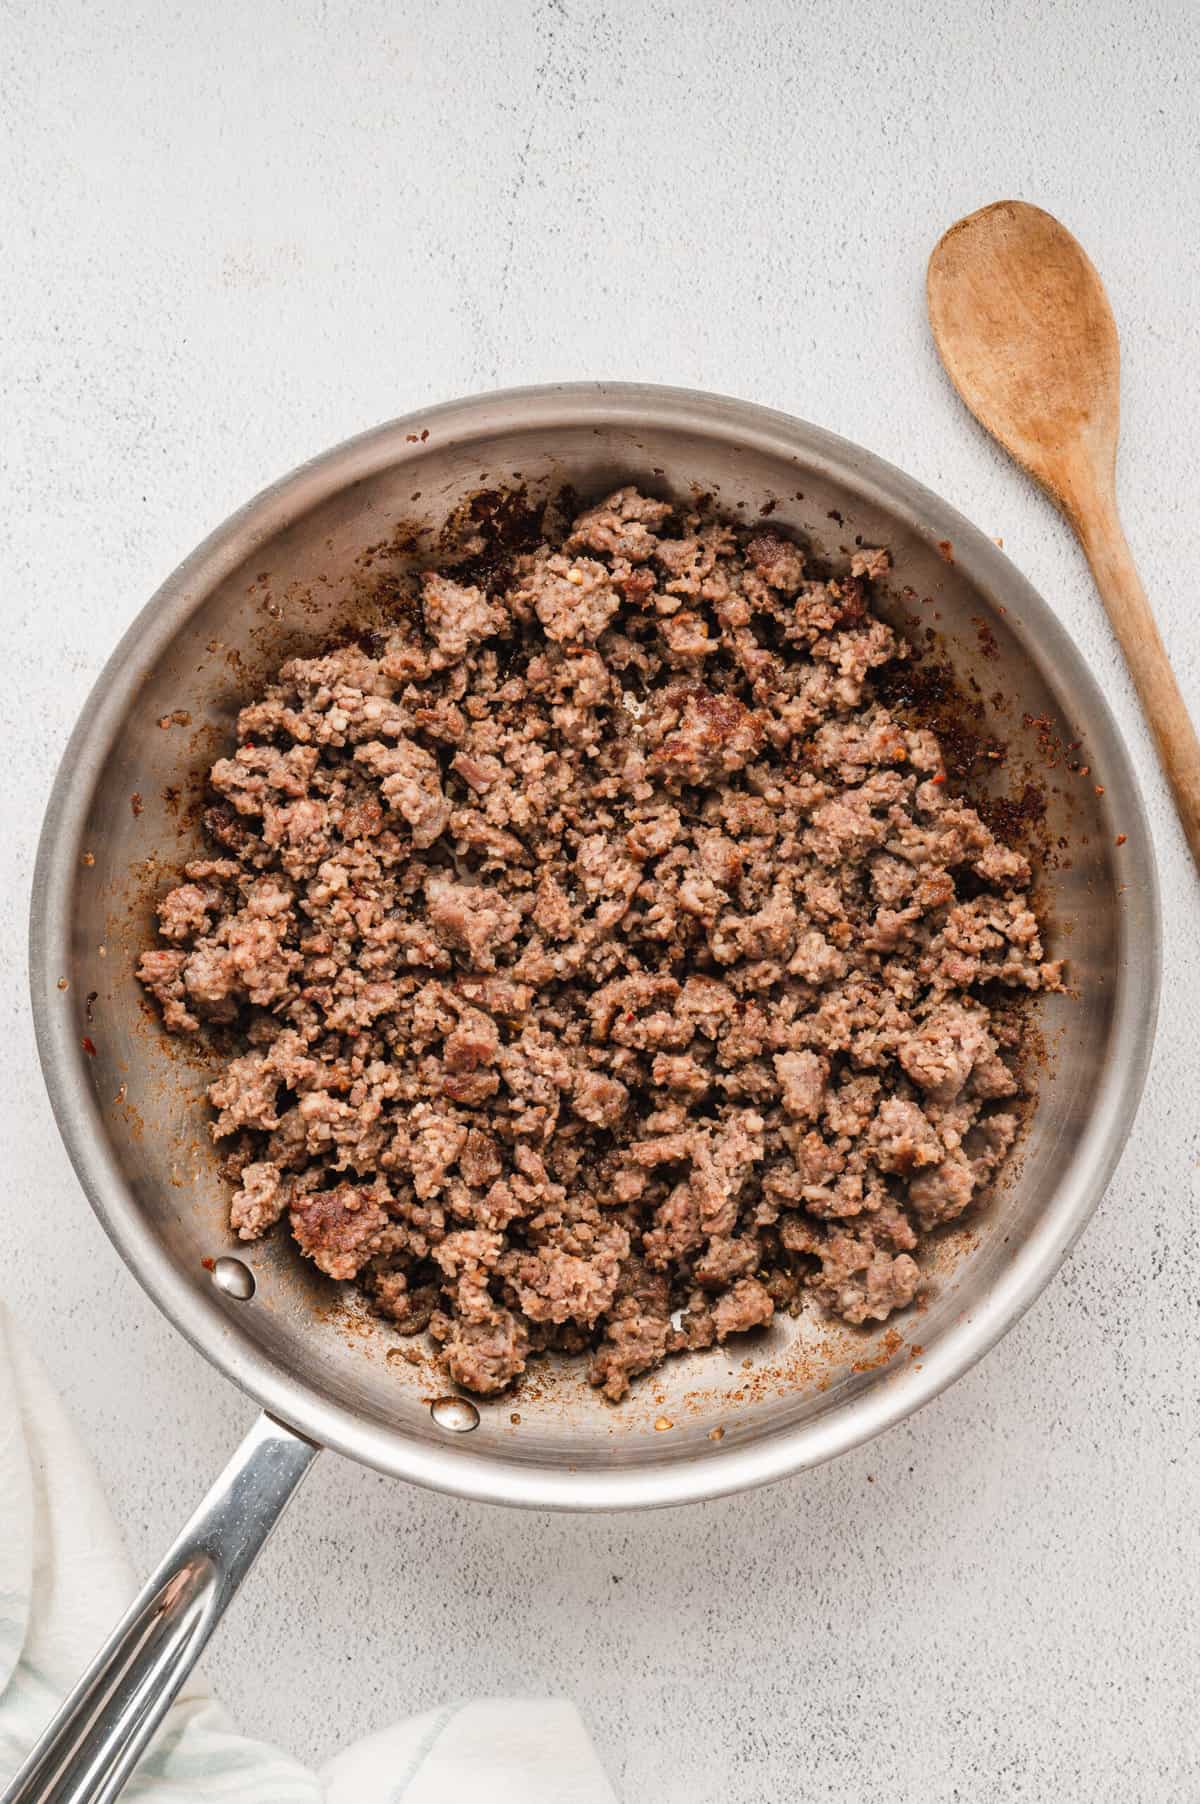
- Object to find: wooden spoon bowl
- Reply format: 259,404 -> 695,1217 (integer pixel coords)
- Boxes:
928,200 -> 1200,873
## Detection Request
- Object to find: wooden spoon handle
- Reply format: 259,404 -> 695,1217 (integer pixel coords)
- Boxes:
1070,483 -> 1200,869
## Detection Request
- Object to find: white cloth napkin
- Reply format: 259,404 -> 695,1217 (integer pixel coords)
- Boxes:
0,1306 -> 618,1802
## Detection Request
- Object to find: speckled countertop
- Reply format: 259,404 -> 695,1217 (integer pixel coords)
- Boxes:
4,2 -> 1199,1798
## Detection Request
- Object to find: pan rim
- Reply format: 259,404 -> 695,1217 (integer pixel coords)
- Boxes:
29,380 -> 1161,1510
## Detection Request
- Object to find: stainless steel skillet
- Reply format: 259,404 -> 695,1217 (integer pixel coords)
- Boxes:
17,384 -> 1159,1802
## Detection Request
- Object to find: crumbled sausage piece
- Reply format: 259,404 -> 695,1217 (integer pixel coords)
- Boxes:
353,738 -> 450,848
363,1267 -> 440,1335
230,1160 -> 287,1239
713,1277 -> 775,1339
588,1266 -> 671,1402
866,1098 -> 943,1175
157,880 -> 226,944
516,551 -> 621,643
435,1307 -> 530,1395
774,1050 -> 827,1122
573,1070 -> 629,1127
136,948 -> 198,1032
419,572 -> 505,664
426,879 -> 523,968
897,1003 -> 990,1101
289,1182 -> 393,1281
648,686 -> 764,786
566,486 -> 674,563
747,531 -> 807,592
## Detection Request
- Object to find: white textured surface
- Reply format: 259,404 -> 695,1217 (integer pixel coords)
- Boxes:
3,1 -> 1199,1797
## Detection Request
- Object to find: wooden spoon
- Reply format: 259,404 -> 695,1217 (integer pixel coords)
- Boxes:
928,198 -> 1200,872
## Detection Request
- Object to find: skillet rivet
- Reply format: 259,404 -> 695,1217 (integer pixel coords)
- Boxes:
212,1257 -> 256,1301
430,1395 -> 480,1433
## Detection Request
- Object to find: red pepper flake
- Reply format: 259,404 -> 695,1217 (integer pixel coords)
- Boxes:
931,771 -> 946,784
81,1036 -> 97,1057
1115,834 -> 1127,847
129,793 -> 143,817
201,1257 -> 216,1272
936,539 -> 955,563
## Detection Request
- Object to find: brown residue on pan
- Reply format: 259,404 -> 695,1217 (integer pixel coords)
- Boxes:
971,615 -> 1000,660
355,520 -> 429,574
119,1096 -> 146,1142
937,539 -> 955,563
875,650 -> 1007,788
979,783 -> 1048,847
874,632 -> 1060,884
440,485 -> 555,594
1022,711 -> 1078,772
851,1328 -> 904,1374
129,793 -> 144,818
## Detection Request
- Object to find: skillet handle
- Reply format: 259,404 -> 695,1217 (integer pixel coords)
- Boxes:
2,1411 -> 319,1804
